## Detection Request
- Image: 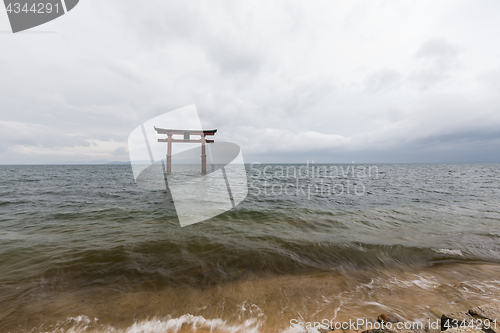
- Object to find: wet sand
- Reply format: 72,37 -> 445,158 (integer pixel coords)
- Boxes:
2,262 -> 500,332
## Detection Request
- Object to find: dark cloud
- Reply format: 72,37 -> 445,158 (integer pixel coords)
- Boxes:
0,1 -> 499,164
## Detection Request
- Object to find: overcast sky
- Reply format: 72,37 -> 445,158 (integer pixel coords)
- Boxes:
1,0 -> 500,164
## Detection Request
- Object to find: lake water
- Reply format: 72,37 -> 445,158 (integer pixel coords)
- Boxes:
1,164 -> 500,332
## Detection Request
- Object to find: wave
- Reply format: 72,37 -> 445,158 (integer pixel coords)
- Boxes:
29,314 -> 263,333
12,239 -> 493,291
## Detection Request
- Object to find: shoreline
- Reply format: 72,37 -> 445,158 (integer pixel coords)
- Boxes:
2,262 -> 500,333
310,301 -> 500,333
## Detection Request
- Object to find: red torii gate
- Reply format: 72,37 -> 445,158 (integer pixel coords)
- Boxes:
154,127 -> 217,175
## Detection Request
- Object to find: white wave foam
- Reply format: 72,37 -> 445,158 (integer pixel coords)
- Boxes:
435,248 -> 463,256
126,315 -> 262,333
39,314 -> 263,333
387,275 -> 440,290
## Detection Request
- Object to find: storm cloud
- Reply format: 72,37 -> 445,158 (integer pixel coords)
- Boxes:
1,0 -> 500,164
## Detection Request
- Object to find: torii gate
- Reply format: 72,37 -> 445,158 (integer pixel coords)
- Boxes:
154,127 -> 217,175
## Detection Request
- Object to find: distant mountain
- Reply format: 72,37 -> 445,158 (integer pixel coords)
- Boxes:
105,161 -> 131,165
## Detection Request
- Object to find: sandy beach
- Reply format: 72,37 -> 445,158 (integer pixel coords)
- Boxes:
2,262 -> 500,332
